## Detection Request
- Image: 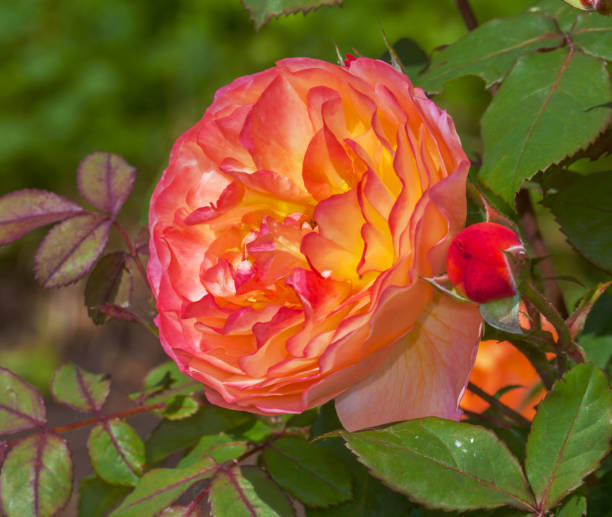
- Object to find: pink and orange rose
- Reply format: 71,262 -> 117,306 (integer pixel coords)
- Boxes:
147,57 -> 482,431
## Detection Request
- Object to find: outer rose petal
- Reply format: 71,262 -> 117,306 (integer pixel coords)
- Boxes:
335,293 -> 481,431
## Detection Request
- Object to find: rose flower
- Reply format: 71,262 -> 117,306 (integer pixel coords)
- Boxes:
148,57 -> 482,431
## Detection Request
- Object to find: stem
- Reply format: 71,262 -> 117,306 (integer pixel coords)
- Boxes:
467,382 -> 531,428
49,402 -> 164,434
455,0 -> 478,31
519,280 -> 585,366
516,190 -> 568,319
113,220 -> 150,289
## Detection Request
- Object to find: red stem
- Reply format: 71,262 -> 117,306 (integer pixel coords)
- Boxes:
455,0 -> 478,31
113,220 -> 150,288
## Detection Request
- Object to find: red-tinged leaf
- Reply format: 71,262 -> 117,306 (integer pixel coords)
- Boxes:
88,420 -> 146,487
567,282 -> 612,338
85,252 -> 132,324
91,303 -> 139,322
0,189 -> 83,246
241,0 -> 342,30
0,441 -> 7,464
0,433 -> 72,517
51,363 -> 111,413
34,213 -> 112,288
77,152 -> 136,216
0,367 -> 46,435
109,457 -> 216,517
159,506 -> 203,517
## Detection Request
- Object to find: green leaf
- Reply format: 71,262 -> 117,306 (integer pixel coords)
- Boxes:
342,418 -> 536,512
85,252 -> 132,324
209,466 -> 295,517
0,433 -> 72,517
241,0 -> 342,30
0,189 -> 82,246
416,13 -> 561,93
88,420 -> 146,487
78,475 -> 131,517
480,295 -> 522,334
479,49 -> 612,206
262,436 -> 352,507
529,0 -> 580,32
380,38 -> 428,80
77,152 -> 136,216
0,367 -> 46,434
51,362 -> 110,412
578,334 -> 612,369
573,12 -> 612,60
525,363 -> 612,510
34,212 -> 112,287
178,434 -> 247,468
159,506 -> 203,517
586,466 -> 612,516
146,406 -> 253,464
131,361 -> 200,405
157,395 -> 201,421
557,495 -> 587,516
109,456 -> 216,517
543,172 -> 612,274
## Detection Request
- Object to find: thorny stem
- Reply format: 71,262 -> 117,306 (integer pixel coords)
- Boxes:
467,382 -> 531,428
454,0 -> 478,31
113,220 -> 150,289
7,402 -> 164,447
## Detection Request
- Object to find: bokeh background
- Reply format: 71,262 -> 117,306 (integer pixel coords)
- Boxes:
1,0 -> 607,512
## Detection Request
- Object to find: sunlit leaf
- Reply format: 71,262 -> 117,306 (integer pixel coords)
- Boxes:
0,189 -> 83,246
178,434 -> 247,468
543,172 -> 612,274
417,12 -> 561,93
51,362 -> 110,413
241,0 -> 342,30
159,506 -> 203,517
77,152 -> 136,216
34,213 -> 112,287
525,363 -> 612,510
342,418 -> 536,512
557,495 -> 587,517
131,361 -> 200,405
0,433 -> 72,517
0,367 -> 46,435
88,420 -> 146,487
85,251 -> 132,324
263,436 -> 352,507
479,48 -> 612,206
109,457 -> 216,517
78,475 -> 131,517
157,395 -> 201,421
210,465 -> 294,517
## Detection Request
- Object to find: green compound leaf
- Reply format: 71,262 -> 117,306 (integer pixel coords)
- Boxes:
51,362 -> 110,413
342,418 -> 536,512
146,406 -> 253,464
77,152 -> 136,217
109,456 -> 216,517
416,13 -> 561,93
131,361 -> 200,405
479,48 -> 612,207
88,420 -> 146,487
178,434 -> 247,468
241,0 -> 341,30
0,433 -> 72,517
34,212 -> 112,288
209,466 -> 295,517
85,251 -> 132,325
157,395 -> 201,421
0,367 -> 46,435
262,436 -> 352,508
0,189 -> 83,246
78,474 -> 131,517
526,363 -> 612,511
543,171 -> 612,274
573,12 -> 612,60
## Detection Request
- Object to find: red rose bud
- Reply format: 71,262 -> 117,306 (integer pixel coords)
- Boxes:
565,0 -> 612,14
446,222 -> 524,303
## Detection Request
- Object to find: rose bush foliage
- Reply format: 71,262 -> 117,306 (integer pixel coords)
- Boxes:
148,57 -> 482,431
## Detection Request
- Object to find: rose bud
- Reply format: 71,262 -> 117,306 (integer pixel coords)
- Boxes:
148,57 -> 482,431
446,222 -> 525,303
